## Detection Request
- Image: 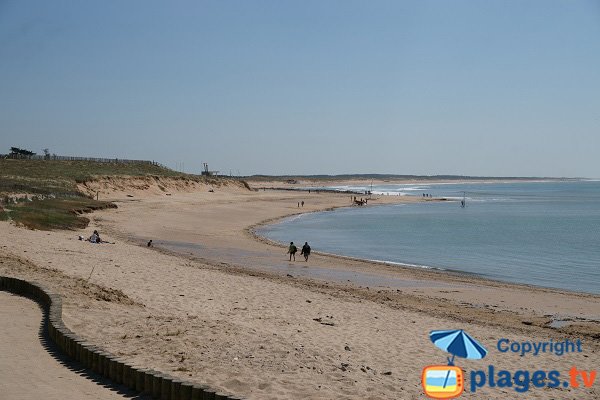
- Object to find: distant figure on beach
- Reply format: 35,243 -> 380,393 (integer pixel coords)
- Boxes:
301,242 -> 311,262
298,202 -> 300,207
288,242 -> 297,261
147,240 -> 153,247
301,201 -> 304,207
89,230 -> 102,243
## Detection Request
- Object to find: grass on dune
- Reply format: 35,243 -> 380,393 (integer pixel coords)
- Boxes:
3,197 -> 117,230
0,159 -> 243,230
0,159 -> 185,230
0,205 -> 8,222
0,159 -> 188,196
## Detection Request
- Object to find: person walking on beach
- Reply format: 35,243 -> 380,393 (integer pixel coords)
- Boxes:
301,201 -> 304,207
288,242 -> 297,261
301,242 -> 311,262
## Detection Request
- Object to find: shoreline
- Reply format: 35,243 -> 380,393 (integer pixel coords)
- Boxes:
247,199 -> 598,297
247,178 -> 600,296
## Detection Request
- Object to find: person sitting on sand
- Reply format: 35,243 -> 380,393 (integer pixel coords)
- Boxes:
89,230 -> 102,243
147,240 -> 153,247
301,242 -> 311,262
288,242 -> 297,261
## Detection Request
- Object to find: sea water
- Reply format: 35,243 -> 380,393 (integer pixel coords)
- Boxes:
257,181 -> 600,294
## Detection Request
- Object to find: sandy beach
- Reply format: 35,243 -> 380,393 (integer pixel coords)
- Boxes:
1,178 -> 598,399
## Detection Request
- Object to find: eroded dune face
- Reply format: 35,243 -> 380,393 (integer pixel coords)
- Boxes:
77,176 -> 249,199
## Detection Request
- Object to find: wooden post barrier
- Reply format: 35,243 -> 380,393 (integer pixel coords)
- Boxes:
0,276 -> 244,400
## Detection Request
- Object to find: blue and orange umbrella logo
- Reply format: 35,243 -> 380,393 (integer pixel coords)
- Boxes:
422,329 -> 487,399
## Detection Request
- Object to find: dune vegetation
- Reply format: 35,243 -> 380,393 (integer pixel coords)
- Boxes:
0,159 -> 190,230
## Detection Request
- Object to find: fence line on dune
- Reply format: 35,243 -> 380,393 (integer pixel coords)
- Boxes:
0,154 -> 168,169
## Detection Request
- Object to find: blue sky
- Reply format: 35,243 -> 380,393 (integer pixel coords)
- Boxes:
1,1 -> 599,177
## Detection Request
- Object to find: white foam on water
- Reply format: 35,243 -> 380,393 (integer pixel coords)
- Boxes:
373,191 -> 410,196
397,186 -> 430,191
282,213 -> 310,223
325,184 -> 434,193
368,259 -> 443,270
329,185 -> 365,190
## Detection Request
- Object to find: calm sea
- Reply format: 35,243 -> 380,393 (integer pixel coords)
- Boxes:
257,181 -> 600,294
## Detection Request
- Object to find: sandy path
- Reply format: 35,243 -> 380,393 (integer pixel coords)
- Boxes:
0,292 -> 136,400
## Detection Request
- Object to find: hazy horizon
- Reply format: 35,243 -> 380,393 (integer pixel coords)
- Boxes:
2,1 -> 599,178
241,173 -> 588,179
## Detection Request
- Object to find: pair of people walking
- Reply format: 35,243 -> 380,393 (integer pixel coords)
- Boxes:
288,241 -> 311,262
